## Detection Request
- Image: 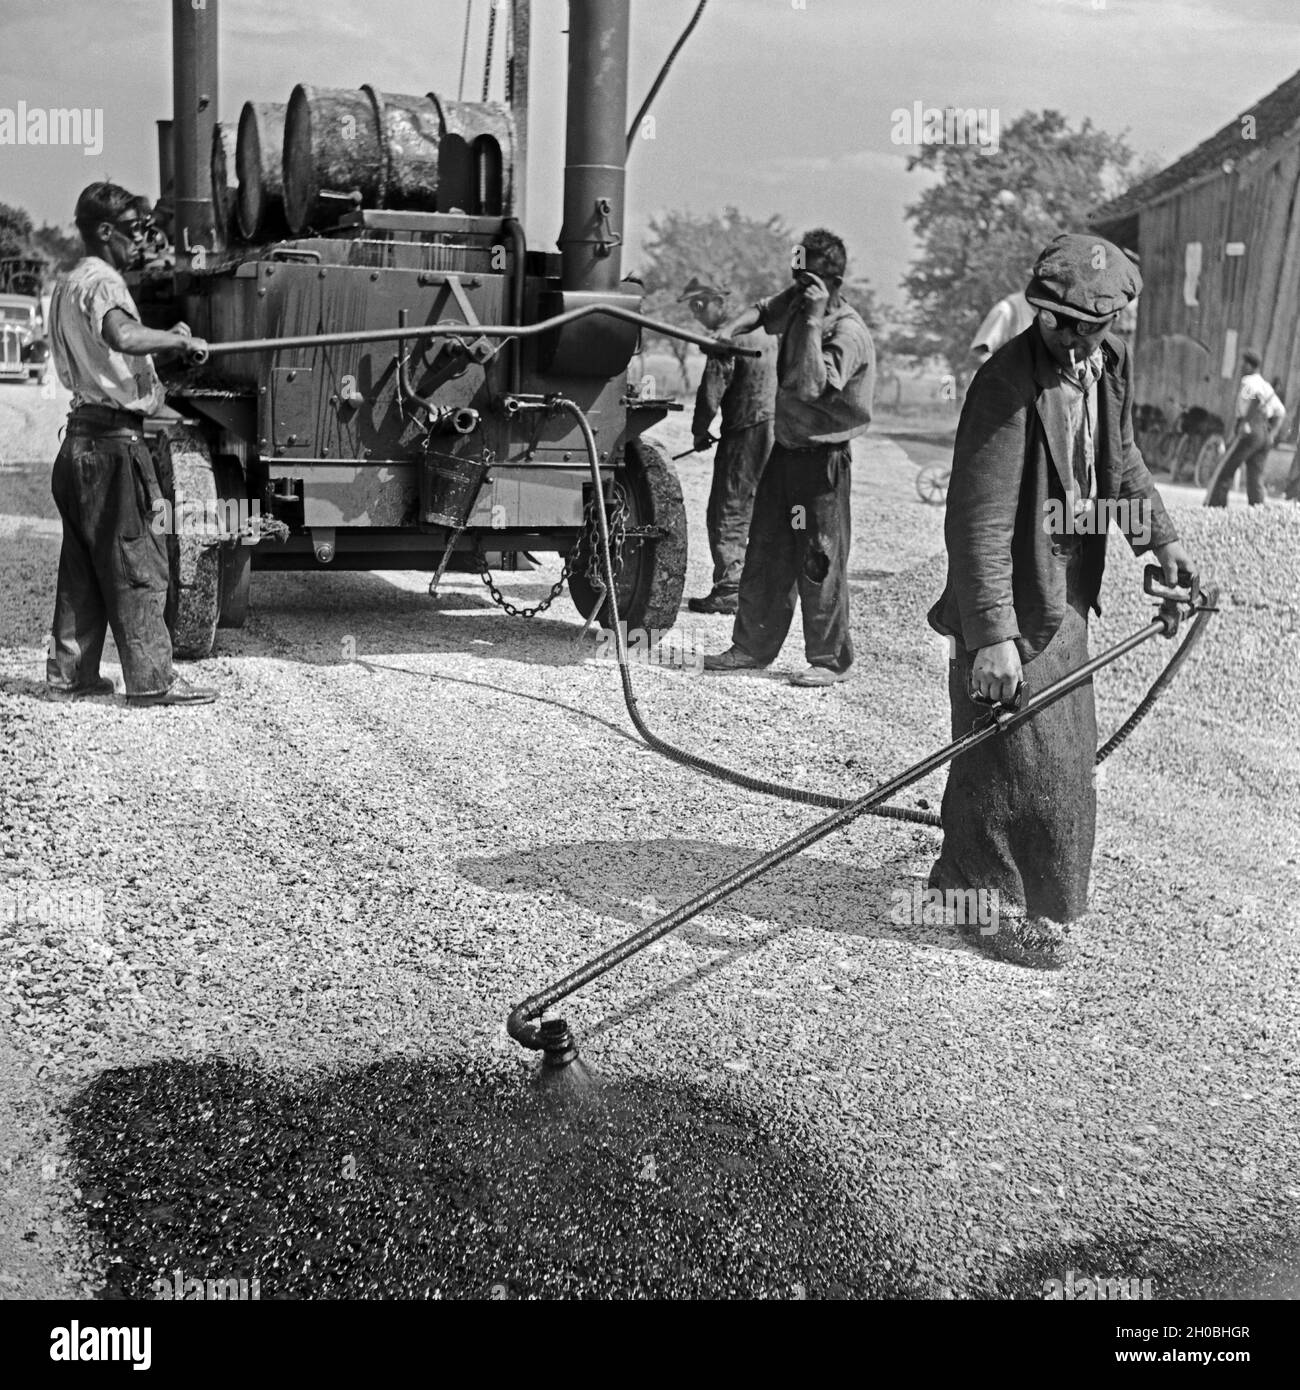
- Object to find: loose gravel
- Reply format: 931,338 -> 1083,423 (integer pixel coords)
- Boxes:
2,385 -> 1298,1299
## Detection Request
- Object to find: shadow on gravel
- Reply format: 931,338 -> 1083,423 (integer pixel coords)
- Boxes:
67,1057 -> 919,1300
458,837 -> 941,956
992,1231 -> 1300,1301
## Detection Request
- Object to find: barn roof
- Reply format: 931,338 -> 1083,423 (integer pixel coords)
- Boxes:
1093,66 -> 1300,226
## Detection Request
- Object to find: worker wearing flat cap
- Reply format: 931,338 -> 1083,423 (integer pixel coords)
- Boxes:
679,277 -> 777,613
927,232 -> 1195,968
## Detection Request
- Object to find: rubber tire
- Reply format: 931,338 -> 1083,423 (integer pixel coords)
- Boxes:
157,424 -> 222,660
216,456 -> 251,628
569,436 -> 687,634
1192,433 -> 1226,490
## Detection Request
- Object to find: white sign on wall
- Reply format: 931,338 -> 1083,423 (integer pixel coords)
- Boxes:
1184,242 -> 1203,307
1222,329 -> 1239,379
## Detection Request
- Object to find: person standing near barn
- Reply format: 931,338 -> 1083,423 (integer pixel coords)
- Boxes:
703,229 -> 875,686
928,233 -> 1194,968
968,287 -> 1035,369
45,182 -> 216,706
1205,349 -> 1286,507
679,276 -> 777,614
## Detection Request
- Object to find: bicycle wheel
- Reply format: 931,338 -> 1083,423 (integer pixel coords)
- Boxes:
1192,433 -> 1226,489
1168,432 -> 1195,484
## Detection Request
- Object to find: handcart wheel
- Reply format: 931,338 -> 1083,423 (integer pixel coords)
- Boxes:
916,465 -> 951,505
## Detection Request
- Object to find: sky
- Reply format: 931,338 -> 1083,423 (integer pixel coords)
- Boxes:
1,0 -> 1297,307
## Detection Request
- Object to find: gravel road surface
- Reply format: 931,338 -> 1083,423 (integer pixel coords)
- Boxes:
2,380 -> 1298,1300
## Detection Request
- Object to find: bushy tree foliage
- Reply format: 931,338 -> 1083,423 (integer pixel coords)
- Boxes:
901,110 -> 1133,373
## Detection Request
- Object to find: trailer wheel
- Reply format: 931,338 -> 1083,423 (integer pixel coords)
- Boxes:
569,436 -> 687,633
156,424 -> 222,659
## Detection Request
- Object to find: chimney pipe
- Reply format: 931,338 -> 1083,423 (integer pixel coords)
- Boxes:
171,0 -> 219,256
559,0 -> 629,293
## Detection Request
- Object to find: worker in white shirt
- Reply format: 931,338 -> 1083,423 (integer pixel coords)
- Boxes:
968,289 -> 1035,369
1206,349 -> 1286,507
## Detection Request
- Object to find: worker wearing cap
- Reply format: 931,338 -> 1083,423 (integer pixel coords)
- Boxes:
927,232 -> 1195,968
45,181 -> 216,706
1206,349 -> 1285,507
703,229 -> 875,686
679,276 -> 777,614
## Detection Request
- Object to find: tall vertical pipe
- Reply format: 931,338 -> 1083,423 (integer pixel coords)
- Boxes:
508,0 -> 530,222
559,0 -> 629,292
171,0 -> 219,254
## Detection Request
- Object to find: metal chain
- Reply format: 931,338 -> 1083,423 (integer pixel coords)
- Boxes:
473,485 -> 630,620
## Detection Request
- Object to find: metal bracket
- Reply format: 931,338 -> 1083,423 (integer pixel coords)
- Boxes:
594,198 -> 623,259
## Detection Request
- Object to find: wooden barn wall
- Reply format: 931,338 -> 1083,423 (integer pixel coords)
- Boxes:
1133,130 -> 1300,428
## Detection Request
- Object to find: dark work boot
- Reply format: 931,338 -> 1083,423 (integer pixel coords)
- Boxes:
126,677 -> 219,707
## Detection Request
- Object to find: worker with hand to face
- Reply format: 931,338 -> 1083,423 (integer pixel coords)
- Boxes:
703,228 -> 875,687
45,181 -> 216,707
679,276 -> 777,615
927,232 -> 1194,968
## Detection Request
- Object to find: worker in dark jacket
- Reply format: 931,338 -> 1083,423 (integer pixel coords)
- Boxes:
46,182 -> 216,706
680,276 -> 777,614
704,229 -> 875,686
928,233 -> 1194,968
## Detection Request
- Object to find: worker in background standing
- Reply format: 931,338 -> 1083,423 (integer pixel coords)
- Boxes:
680,276 -> 777,614
45,181 -> 217,706
1206,349 -> 1285,507
968,287 -> 1035,371
703,229 -> 875,687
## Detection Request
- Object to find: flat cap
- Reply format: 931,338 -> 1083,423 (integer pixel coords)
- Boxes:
1241,347 -> 1262,370
1026,232 -> 1142,323
678,275 -> 727,302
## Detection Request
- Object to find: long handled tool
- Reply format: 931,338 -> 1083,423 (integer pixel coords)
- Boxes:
506,397 -> 1220,1084
508,570 -> 1216,1073
672,433 -> 718,460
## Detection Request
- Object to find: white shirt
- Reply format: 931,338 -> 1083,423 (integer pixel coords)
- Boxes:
1236,372 -> 1285,427
971,291 -> 1035,357
49,257 -> 164,415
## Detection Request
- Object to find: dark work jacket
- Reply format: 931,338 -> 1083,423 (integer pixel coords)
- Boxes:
928,324 -> 1179,661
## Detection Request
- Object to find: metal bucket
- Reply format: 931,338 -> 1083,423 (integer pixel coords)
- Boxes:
424,455 -> 491,529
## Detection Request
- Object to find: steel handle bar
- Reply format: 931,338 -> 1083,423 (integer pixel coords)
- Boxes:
507,607 -> 1178,1049
191,304 -> 760,361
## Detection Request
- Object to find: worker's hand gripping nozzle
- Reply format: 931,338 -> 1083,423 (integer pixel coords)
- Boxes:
1143,565 -> 1215,638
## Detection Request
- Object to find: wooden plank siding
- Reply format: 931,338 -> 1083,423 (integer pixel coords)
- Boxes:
1123,126 -> 1300,428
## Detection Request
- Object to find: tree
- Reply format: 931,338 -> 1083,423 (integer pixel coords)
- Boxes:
635,207 -> 885,390
0,202 -> 35,260
901,110 -> 1133,375
31,222 -> 82,272
634,206 -> 798,388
